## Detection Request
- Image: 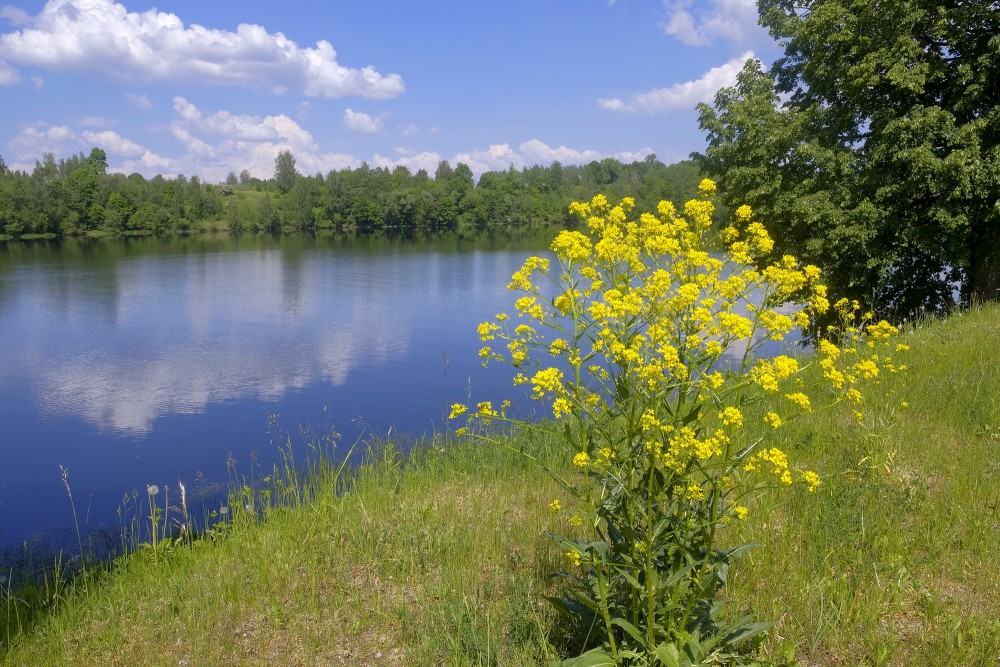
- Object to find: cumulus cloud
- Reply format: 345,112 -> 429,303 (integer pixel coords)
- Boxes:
519,139 -> 603,165
520,139 -> 654,167
81,130 -> 145,158
0,57 -> 18,84
452,143 -> 522,175
373,139 -> 656,178
7,102 -> 658,182
370,151 -> 443,175
599,51 -> 752,112
661,0 -> 765,48
8,122 -> 75,161
164,97 -> 356,181
435,140 -> 652,177
343,108 -> 386,134
0,5 -> 30,25
0,0 -> 405,98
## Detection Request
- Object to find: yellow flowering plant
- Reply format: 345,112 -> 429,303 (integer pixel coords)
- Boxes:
454,181 -> 902,665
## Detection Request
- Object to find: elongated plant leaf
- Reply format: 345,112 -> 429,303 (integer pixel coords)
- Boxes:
556,647 -> 617,667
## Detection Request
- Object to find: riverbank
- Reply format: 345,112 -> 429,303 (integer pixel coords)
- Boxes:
3,305 -> 1000,666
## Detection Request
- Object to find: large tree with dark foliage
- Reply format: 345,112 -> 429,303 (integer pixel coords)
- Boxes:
696,1 -> 1000,320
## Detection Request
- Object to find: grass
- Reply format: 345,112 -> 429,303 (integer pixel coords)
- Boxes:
726,303 -> 1000,665
3,304 -> 1000,665
2,430 -> 574,666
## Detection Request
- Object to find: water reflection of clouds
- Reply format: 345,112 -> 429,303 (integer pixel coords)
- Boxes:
15,250 -> 412,435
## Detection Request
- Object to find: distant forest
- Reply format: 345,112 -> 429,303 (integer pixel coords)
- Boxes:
0,148 -> 706,238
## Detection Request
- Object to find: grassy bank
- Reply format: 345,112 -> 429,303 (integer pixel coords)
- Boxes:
3,305 -> 1000,665
727,304 -> 1000,666
2,432 -> 575,666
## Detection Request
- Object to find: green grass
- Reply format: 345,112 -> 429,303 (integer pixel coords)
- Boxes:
3,305 -> 1000,666
726,304 -> 1000,665
2,432 -> 574,666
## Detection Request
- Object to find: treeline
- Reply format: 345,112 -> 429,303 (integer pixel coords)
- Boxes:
0,149 -> 225,237
0,148 -> 705,238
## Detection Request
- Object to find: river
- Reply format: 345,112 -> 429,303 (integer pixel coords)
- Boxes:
0,230 -> 557,553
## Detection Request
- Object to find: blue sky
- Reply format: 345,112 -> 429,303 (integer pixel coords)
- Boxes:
0,0 -> 781,182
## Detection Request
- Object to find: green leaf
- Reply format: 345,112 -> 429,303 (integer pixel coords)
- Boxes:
610,617 -> 647,647
556,648 -> 617,667
721,543 -> 759,562
720,616 -> 775,646
544,594 -> 598,621
651,643 -> 682,667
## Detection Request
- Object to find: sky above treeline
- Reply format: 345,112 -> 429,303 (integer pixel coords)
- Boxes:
0,0 -> 782,182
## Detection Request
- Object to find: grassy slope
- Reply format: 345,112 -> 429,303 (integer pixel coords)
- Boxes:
4,306 -> 1000,666
730,304 -> 1000,666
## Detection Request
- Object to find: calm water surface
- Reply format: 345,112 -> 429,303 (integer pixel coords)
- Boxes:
0,231 -> 556,549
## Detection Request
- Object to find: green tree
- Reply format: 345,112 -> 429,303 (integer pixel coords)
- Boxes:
697,1 -> 1000,319
285,177 -> 317,228
273,150 -> 299,194
86,147 -> 108,176
434,159 -> 453,182
257,193 -> 280,232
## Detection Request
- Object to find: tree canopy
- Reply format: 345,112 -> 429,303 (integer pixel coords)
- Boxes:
0,147 -> 707,239
696,0 -> 1000,321
273,150 -> 299,194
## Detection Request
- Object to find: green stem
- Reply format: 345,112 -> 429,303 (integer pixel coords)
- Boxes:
645,461 -> 656,654
594,558 -> 619,657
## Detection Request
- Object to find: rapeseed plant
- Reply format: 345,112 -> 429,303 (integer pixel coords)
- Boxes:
452,181 -> 904,665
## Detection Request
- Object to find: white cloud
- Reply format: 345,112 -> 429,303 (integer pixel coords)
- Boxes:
165,97 -> 356,181
600,51 -> 752,113
7,102 -> 658,183
519,139 -> 604,165
8,122 -> 76,163
0,0 -> 405,98
343,108 -> 386,134
452,143 -> 522,175
10,98 -> 364,180
367,139 -> 658,179
81,130 -> 145,158
0,6 -> 30,25
0,57 -> 18,84
596,97 -> 627,112
172,97 -> 314,145
661,0 -> 764,48
370,151 -> 442,175
519,139 -> 654,167
124,92 -> 152,110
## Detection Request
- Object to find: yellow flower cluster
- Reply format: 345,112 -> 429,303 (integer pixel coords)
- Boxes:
445,186 -> 916,661
455,182 -> 905,522
531,367 -> 564,399
744,447 -> 793,485
719,407 -> 744,428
